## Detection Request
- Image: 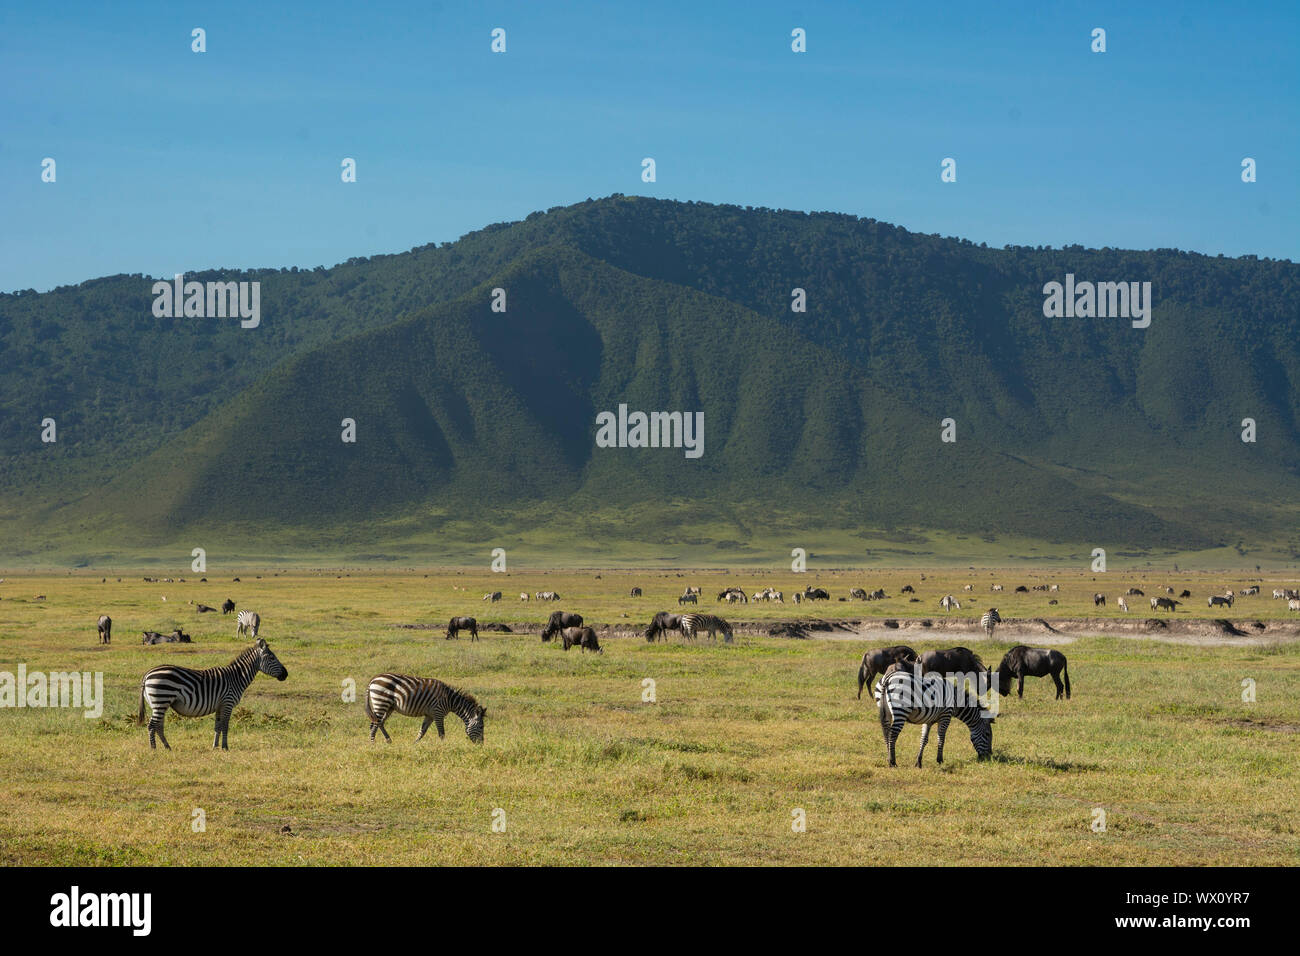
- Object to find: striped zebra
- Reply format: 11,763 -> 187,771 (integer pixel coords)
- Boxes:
679,613 -> 735,644
874,665 -> 994,767
365,674 -> 486,744
940,595 -> 960,612
980,608 -> 1001,639
235,609 -> 260,639
136,638 -> 288,750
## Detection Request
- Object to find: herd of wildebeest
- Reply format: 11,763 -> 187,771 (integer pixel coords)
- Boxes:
38,573 -> 1300,758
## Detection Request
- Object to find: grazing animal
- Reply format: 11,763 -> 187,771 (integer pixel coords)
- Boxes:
645,611 -> 682,642
1273,589 -> 1286,600
221,599 -> 235,614
446,616 -> 479,641
792,592 -> 802,604
1241,586 -> 1260,596
901,585 -> 915,594
1049,584 -> 1059,592
856,645 -> 918,699
1151,597 -> 1180,612
1208,595 -> 1233,609
235,609 -> 260,639
996,645 -> 1071,700
770,590 -> 784,603
1288,599 -> 1300,612
483,591 -> 502,603
1048,599 -> 1058,605
630,587 -> 643,597
991,584 -> 1003,592
1179,590 -> 1191,598
678,592 -> 698,605
850,588 -> 869,601
96,615 -> 112,645
541,611 -> 584,642
717,587 -> 747,604
519,592 -> 529,601
870,588 -> 887,600
560,626 -> 602,653
919,646 -> 986,678
940,595 -> 960,612
365,674 -> 485,744
803,586 -> 830,601
196,604 -> 216,613
142,629 -> 192,644
679,613 -> 734,644
137,638 -> 287,750
1165,587 -> 1175,595
875,665 -> 994,767
1117,596 -> 1129,613
980,608 -> 1001,639
1126,588 -> 1144,596
1093,593 -> 1106,606
1015,585 -> 1029,593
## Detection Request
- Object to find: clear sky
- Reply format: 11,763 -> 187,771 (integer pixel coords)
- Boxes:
2,0 -> 1296,292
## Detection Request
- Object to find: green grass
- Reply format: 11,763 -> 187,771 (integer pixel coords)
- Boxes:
0,570 -> 1297,865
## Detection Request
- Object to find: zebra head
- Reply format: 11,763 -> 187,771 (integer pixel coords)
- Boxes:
254,638 -> 288,681
969,714 -> 994,760
465,705 -> 487,744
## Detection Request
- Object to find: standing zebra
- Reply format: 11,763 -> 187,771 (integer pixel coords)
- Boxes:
875,665 -> 994,767
980,608 -> 1001,639
235,609 -> 260,639
136,638 -> 288,750
365,674 -> 486,744
940,595 -> 960,612
679,613 -> 735,644
96,614 -> 112,645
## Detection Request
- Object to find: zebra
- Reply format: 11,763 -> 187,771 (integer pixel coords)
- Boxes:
235,609 -> 260,639
1093,593 -> 1106,606
678,592 -> 698,605
483,591 -> 502,602
875,665 -> 994,767
136,638 -> 288,750
519,592 -> 529,601
940,595 -> 959,612
1208,595 -> 1233,609
96,614 -> 112,645
365,674 -> 485,744
679,613 -> 735,644
1117,596 -> 1129,613
980,608 -> 1001,639
1288,599 -> 1300,612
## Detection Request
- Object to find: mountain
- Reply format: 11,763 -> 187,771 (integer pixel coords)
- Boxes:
2,196 -> 1297,566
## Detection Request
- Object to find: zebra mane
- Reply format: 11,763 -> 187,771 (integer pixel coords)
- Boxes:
447,685 -> 481,719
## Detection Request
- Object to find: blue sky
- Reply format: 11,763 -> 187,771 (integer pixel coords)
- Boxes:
2,0 -> 1296,292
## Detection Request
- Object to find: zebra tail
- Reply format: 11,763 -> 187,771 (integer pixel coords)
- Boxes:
877,684 -> 891,742
363,684 -> 373,721
136,681 -> 147,725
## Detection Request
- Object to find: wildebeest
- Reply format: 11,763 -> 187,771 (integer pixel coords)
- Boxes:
803,586 -> 830,601
630,587 -> 642,597
856,645 -> 918,699
483,591 -> 502,603
901,585 -> 915,594
1151,597 -> 1180,612
142,629 -> 192,645
560,626 -> 602,653
541,610 -> 583,642
678,592 -> 698,605
196,604 -> 217,613
996,645 -> 1070,700
446,616 -> 479,641
645,611 -> 682,642
221,599 -> 236,614
1208,595 -> 1233,609
1015,585 -> 1029,593
1179,590 -> 1191,598
1093,593 -> 1106,606
919,646 -> 986,677
97,615 -> 112,645
1126,588 -> 1144,596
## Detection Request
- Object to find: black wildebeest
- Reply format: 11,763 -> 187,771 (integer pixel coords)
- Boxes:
541,610 -> 584,642
645,611 -> 682,642
804,586 -> 830,601
97,615 -> 112,645
1179,589 -> 1191,598
1125,588 -> 1144,596
446,616 -> 479,641
901,585 -> 915,594
996,645 -> 1071,700
221,599 -> 236,613
919,646 -> 986,677
1015,585 -> 1029,593
196,604 -> 217,613
629,587 -> 642,597
856,645 -> 918,699
560,626 -> 602,653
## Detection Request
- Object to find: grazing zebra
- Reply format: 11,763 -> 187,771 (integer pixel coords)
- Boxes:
519,592 -> 529,601
365,674 -> 485,744
136,638 -> 288,750
1049,584 -> 1059,592
235,609 -> 260,639
991,584 -> 1003,592
678,592 -> 698,605
1126,588 -> 1145,596
770,590 -> 783,603
446,616 -> 478,641
940,595 -> 959,612
850,588 -> 869,601
1242,586 -> 1260,596
1151,597 -> 1180,612
1208,595 -> 1233,609
1117,596 -> 1129,613
1093,593 -> 1106,606
963,584 -> 974,591
875,665 -> 994,767
1288,599 -> 1300,612
792,592 -> 803,604
483,591 -> 502,603
679,613 -> 734,644
96,615 -> 112,645
535,591 -> 560,602
980,608 -> 1001,639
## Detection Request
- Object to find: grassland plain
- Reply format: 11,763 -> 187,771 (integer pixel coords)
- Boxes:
0,569 -> 1297,866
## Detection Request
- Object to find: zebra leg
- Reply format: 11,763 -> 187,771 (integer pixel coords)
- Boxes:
150,709 -> 171,751
417,716 -> 433,741
378,717 -> 392,742
886,718 -> 903,767
935,716 -> 951,764
916,724 -> 931,768
435,715 -> 446,739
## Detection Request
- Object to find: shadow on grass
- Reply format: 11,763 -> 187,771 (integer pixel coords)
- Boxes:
988,752 -> 1099,772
